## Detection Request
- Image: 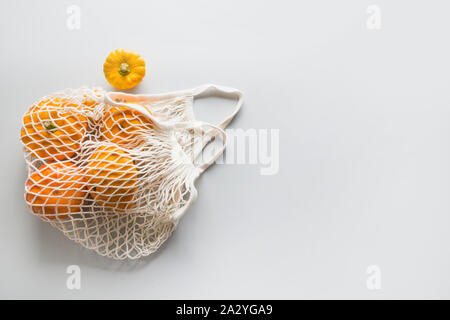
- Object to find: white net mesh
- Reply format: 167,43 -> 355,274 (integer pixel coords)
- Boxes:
21,87 -> 204,259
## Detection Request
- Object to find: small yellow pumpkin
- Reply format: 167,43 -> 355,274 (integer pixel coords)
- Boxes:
103,49 -> 146,90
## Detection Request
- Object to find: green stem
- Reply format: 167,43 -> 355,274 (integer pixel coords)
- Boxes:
43,120 -> 57,132
118,62 -> 131,76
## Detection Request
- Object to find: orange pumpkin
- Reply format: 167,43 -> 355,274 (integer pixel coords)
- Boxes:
100,105 -> 153,147
20,98 -> 88,161
85,145 -> 138,211
25,162 -> 87,220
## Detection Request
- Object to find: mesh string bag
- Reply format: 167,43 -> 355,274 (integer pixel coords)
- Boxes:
20,85 -> 243,259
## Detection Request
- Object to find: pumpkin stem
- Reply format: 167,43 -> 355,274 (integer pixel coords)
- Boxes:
43,120 -> 57,133
118,62 -> 131,76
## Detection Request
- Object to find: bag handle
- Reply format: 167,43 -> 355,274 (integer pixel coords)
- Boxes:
172,121 -> 227,174
189,84 -> 243,160
195,123 -> 227,173
190,84 -> 243,130
105,84 -> 243,130
171,121 -> 227,222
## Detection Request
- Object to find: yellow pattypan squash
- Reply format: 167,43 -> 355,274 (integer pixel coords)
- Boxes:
103,49 -> 146,90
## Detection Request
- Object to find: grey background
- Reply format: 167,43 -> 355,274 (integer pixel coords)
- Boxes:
1,0 -> 450,299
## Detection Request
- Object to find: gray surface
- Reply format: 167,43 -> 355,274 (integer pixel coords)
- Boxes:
1,0 -> 450,299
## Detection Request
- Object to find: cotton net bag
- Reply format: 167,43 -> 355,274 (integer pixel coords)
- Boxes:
21,85 -> 243,259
